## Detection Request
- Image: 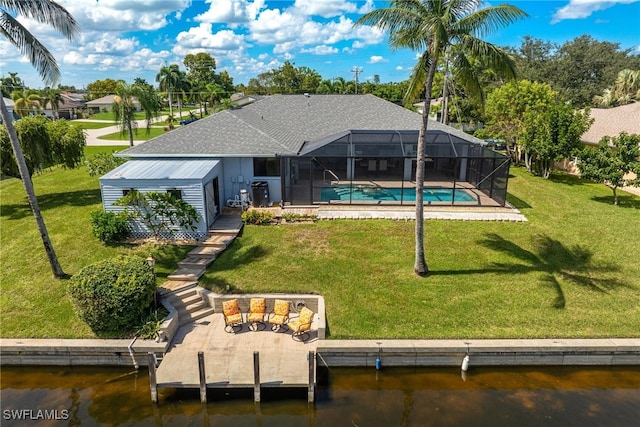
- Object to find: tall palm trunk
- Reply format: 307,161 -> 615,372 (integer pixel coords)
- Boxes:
126,114 -> 134,147
0,96 -> 65,278
414,58 -> 439,276
167,90 -> 173,118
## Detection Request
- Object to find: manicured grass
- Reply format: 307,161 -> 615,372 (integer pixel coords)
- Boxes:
200,168 -> 640,339
1,162 -> 638,339
88,111 -> 154,121
70,121 -> 116,130
0,146 -> 192,338
84,146 -> 128,157
88,108 -> 198,121
98,127 -> 168,141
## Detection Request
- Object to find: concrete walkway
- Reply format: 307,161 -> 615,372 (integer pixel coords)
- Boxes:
79,111 -> 193,146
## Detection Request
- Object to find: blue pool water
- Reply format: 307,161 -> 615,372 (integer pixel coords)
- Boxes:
320,185 -> 477,202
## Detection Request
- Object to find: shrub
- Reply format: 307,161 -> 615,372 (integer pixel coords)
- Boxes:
90,210 -> 131,242
114,190 -> 200,239
85,151 -> 127,177
68,256 -> 156,334
135,308 -> 169,340
281,212 -> 318,222
241,209 -> 275,225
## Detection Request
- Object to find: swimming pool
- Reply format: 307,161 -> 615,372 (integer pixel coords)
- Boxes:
320,185 -> 477,203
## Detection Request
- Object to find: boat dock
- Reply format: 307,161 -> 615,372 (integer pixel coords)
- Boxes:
150,312 -> 318,403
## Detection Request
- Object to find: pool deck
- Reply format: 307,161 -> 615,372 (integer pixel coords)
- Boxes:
267,204 -> 528,222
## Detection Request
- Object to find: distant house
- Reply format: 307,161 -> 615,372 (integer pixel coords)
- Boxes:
581,103 -> 640,145
43,92 -> 86,119
558,102 -> 640,178
86,94 -> 140,113
101,94 -> 510,238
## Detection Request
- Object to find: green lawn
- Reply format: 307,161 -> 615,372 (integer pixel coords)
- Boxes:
87,108 -> 199,121
98,127 -> 168,141
1,159 -> 638,339
0,146 -> 192,338
87,111 -> 156,121
70,121 -> 117,130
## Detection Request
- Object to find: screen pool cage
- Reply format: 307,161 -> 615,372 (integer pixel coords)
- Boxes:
281,130 -> 510,207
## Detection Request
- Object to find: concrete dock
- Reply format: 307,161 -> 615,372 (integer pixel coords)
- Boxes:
154,312 -> 317,398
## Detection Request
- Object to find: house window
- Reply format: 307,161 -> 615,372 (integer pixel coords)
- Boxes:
168,189 -> 183,200
122,189 -> 131,197
253,157 -> 280,176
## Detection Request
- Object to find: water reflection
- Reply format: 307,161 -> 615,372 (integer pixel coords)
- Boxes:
1,366 -> 639,426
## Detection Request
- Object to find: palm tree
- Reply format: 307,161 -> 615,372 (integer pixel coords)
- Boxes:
174,69 -> 190,119
356,0 -> 527,276
593,69 -> 640,107
41,87 -> 63,119
11,89 -> 42,117
0,0 -> 79,278
204,82 -> 225,109
113,81 -> 161,147
156,64 -> 181,117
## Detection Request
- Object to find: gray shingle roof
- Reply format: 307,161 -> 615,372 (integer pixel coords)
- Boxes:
120,94 -> 481,158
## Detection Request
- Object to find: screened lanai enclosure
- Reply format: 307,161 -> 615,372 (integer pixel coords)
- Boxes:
281,130 -> 510,207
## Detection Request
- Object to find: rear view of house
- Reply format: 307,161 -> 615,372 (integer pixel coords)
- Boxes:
100,94 -> 510,238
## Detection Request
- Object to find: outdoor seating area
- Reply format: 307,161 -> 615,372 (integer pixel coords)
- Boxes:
219,297 -> 317,342
222,299 -> 243,333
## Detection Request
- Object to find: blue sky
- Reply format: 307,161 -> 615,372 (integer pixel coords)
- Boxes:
1,0 -> 639,90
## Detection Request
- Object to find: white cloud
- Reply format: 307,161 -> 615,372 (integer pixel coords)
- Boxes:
294,0 -> 357,18
301,45 -> 339,55
551,0 -> 639,24
358,0 -> 375,14
175,24 -> 245,51
368,55 -> 388,64
396,65 -> 404,71
58,0 -> 192,32
250,8 -> 306,44
195,0 -> 266,24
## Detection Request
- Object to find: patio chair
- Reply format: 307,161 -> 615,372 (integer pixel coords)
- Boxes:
268,299 -> 290,332
222,299 -> 243,333
247,297 -> 267,331
287,307 -> 315,342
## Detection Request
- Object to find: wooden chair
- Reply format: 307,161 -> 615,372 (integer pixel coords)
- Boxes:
222,299 -> 243,333
247,297 -> 266,331
287,307 -> 314,342
268,299 -> 290,332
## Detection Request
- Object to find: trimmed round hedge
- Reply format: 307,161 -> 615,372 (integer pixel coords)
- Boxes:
68,256 -> 156,333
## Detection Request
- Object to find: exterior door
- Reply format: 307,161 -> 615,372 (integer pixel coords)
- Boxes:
205,178 -> 219,227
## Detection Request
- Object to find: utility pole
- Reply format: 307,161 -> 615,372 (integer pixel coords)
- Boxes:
351,67 -> 363,94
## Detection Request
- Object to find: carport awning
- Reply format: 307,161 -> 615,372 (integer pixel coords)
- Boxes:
101,159 -> 220,180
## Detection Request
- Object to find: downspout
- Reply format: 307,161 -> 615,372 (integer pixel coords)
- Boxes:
128,336 -> 139,369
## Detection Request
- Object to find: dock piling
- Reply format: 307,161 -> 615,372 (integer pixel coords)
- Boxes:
147,352 -> 158,403
198,351 -> 207,403
308,351 -> 315,403
253,351 -> 261,403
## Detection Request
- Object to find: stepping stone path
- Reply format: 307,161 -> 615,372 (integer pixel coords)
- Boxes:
159,211 -> 243,326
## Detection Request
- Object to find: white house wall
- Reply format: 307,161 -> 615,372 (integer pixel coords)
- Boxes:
100,179 -> 208,239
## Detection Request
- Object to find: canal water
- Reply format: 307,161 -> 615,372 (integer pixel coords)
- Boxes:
1,365 -> 639,426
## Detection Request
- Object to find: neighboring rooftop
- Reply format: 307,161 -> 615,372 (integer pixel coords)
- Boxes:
582,102 -> 640,145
